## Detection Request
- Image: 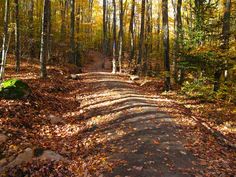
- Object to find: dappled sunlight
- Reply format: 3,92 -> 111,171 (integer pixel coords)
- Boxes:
39,124 -> 82,138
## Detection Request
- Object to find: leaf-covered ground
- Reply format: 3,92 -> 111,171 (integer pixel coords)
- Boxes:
0,54 -> 235,176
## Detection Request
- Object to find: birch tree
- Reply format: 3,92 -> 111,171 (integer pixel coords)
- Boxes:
0,0 -> 10,80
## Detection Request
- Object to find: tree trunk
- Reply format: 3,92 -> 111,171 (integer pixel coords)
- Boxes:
70,0 -> 76,65
173,0 -> 182,83
217,0 -> 231,88
0,0 -> 10,80
15,0 -> 20,72
47,0 -> 51,62
60,0 -> 66,42
162,0 -> 171,91
144,0 -> 152,74
28,0 -> 34,59
107,4 -> 111,55
222,0 -> 231,49
103,0 -> 107,68
137,0 -> 145,72
118,0 -> 124,72
156,4 -> 161,55
88,0 -> 94,43
129,0 -> 135,63
39,0 -> 50,78
112,0 -> 117,73
213,70 -> 222,92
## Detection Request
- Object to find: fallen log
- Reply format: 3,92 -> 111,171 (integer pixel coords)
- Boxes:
191,116 -> 236,149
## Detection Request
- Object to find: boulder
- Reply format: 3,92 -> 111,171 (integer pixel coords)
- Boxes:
130,75 -> 140,81
1,148 -> 65,172
6,148 -> 33,168
68,74 -> 80,80
0,79 -> 31,99
39,150 -> 64,161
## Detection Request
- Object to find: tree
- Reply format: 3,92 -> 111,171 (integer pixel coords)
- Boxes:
144,0 -> 152,74
213,0 -> 231,91
222,0 -> 231,50
0,0 -> 10,80
162,0 -> 171,91
172,0 -> 183,82
103,0 -> 108,68
137,0 -> 145,72
222,0 -> 231,80
129,0 -> 135,63
28,0 -> 34,59
15,0 -> 20,72
60,0 -> 67,42
112,0 -> 117,73
118,0 -> 124,72
47,0 -> 52,62
70,0 -> 76,65
39,0 -> 50,78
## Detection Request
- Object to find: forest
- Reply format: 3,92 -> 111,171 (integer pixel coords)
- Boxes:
0,0 -> 235,176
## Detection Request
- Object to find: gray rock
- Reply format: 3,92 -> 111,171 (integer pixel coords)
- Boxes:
39,150 -> 64,161
6,148 -> 33,168
130,75 -> 140,81
70,74 -> 80,80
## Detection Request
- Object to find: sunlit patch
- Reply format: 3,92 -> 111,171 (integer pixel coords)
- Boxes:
39,124 -> 82,138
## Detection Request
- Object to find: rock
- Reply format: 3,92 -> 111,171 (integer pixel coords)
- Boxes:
0,79 -> 31,99
0,134 -> 8,145
39,150 -> 64,161
70,74 -> 80,80
130,75 -> 140,81
1,148 -> 65,172
6,148 -> 33,168
49,115 -> 65,124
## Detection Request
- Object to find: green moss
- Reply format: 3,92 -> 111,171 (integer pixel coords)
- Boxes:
0,79 -> 31,99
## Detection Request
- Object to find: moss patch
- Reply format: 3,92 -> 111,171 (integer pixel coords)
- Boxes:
0,79 -> 31,99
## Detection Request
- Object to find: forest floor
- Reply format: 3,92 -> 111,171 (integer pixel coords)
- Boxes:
0,52 -> 235,176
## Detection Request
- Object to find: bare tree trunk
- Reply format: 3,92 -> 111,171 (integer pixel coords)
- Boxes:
88,0 -> 94,43
70,0 -> 76,65
28,0 -> 34,59
213,0 -> 231,91
60,0 -> 66,42
107,4 -> 111,55
0,0 -> 10,80
222,0 -> 231,81
156,4 -> 161,55
112,0 -> 117,73
15,0 -> 20,72
103,0 -> 108,68
172,0 -> 182,83
137,0 -> 145,72
162,0 -> 171,91
39,0 -> 50,78
129,0 -> 135,63
118,0 -> 124,72
222,0 -> 231,50
47,0 -> 51,62
144,0 -> 152,74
